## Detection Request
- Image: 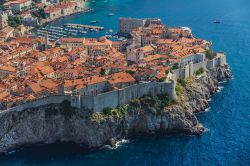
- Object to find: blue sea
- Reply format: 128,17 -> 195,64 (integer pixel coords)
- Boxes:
1,0 -> 250,165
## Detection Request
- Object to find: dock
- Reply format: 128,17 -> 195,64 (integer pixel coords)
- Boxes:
63,24 -> 105,31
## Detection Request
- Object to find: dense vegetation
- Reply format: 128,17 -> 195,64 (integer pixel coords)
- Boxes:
205,49 -> 213,60
175,79 -> 186,96
172,63 -> 179,70
130,94 -> 174,114
31,8 -> 47,21
88,93 -> 175,121
88,105 -> 128,122
7,15 -> 22,28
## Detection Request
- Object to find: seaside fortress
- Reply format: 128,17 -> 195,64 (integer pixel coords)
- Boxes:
118,18 -> 162,35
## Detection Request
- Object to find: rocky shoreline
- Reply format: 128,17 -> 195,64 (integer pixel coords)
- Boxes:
0,65 -> 232,153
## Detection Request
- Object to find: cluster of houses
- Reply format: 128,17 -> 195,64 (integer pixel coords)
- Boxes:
0,18 -> 216,109
0,0 -> 85,28
0,0 -> 86,49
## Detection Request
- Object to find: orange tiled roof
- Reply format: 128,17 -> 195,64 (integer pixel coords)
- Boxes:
0,65 -> 16,73
107,72 -> 135,85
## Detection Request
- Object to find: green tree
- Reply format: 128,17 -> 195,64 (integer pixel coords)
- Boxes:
158,77 -> 166,82
205,49 -> 213,60
7,15 -> 22,28
165,70 -> 170,75
195,67 -> 205,75
100,68 -> 106,75
172,63 -> 179,70
103,107 -> 112,115
126,70 -> 135,75
31,8 -> 47,21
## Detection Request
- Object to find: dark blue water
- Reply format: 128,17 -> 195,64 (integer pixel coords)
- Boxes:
1,0 -> 250,165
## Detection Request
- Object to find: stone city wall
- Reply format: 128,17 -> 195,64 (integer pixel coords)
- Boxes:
174,54 -> 226,80
71,81 -> 175,112
2,95 -> 71,113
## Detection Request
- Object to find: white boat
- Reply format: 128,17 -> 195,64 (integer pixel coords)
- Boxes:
90,20 -> 98,24
108,13 -> 114,16
80,30 -> 87,34
213,20 -> 221,24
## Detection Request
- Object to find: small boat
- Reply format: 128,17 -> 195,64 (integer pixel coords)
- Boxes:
80,30 -> 87,34
108,29 -> 113,33
118,37 -> 125,41
108,13 -> 114,16
105,34 -> 112,39
90,20 -> 98,24
213,20 -> 221,24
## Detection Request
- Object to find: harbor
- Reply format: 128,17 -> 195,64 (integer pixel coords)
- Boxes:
35,23 -> 105,41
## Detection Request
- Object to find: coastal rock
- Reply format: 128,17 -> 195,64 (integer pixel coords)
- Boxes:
0,65 -> 232,153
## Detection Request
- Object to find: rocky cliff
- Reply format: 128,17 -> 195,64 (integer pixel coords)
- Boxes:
0,65 -> 232,153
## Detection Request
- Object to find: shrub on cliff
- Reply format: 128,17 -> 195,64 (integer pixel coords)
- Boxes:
130,98 -> 141,107
87,112 -> 105,122
195,68 -> 205,75
117,105 -> 128,117
178,79 -> 186,87
175,80 -> 186,97
87,105 -> 128,122
102,106 -> 127,118
175,84 -> 183,97
205,49 -> 213,60
130,95 -> 173,115
103,107 -> 113,115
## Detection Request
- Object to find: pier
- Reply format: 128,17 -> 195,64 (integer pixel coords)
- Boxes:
63,24 -> 105,31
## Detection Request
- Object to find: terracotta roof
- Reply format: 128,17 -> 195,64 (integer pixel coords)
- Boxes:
107,72 -> 135,85
60,37 -> 84,43
0,91 -> 8,101
39,79 -> 58,91
27,82 -> 43,93
40,66 -> 54,75
0,65 -> 16,73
